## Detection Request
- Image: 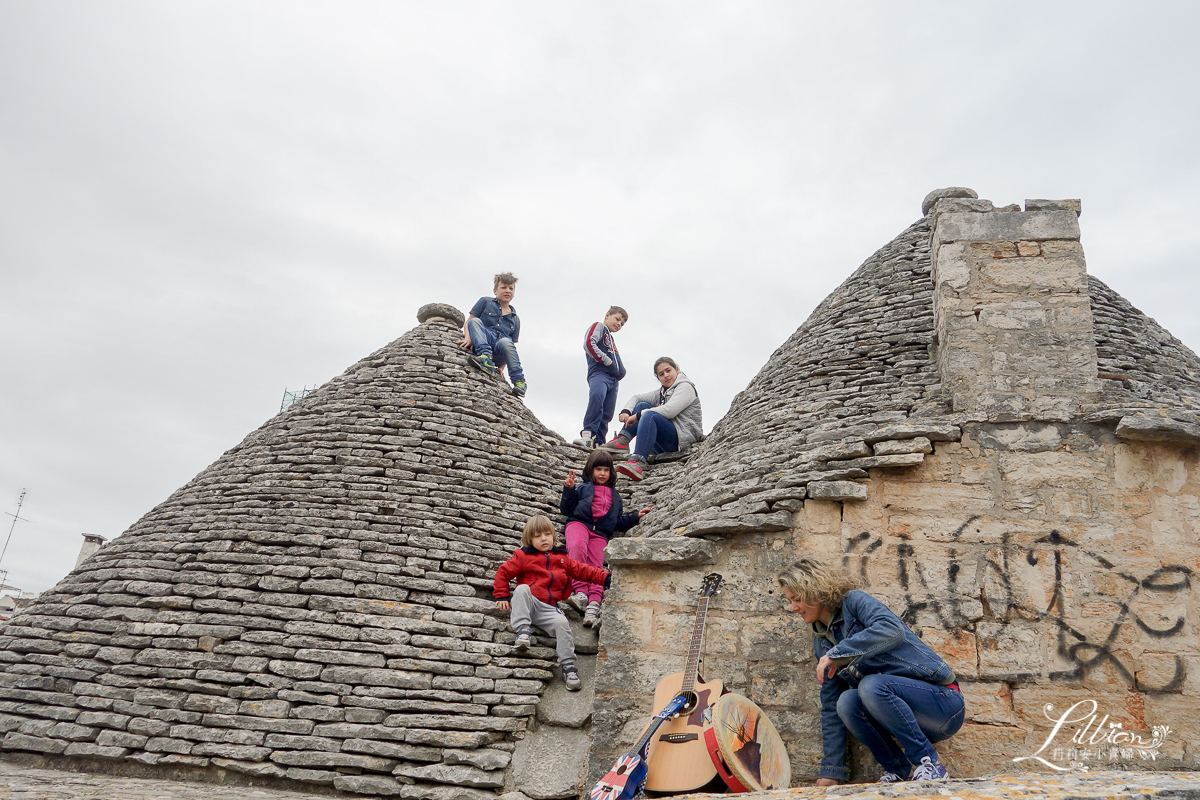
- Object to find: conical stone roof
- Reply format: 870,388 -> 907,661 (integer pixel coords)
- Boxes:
1088,275 -> 1200,413
0,307 -> 578,795
636,213 -> 1200,538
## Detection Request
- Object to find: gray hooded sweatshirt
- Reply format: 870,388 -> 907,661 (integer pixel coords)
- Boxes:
619,372 -> 703,449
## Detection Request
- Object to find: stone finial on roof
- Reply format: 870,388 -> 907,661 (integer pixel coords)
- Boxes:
417,302 -> 466,327
922,186 -> 978,216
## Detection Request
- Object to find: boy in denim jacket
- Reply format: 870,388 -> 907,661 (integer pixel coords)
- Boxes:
459,272 -> 526,397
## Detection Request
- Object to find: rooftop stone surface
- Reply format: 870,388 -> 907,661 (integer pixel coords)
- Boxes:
634,211 -> 1200,539
0,762 -> 1197,800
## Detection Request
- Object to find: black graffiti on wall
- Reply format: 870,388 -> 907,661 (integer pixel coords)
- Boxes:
842,523 -> 1193,691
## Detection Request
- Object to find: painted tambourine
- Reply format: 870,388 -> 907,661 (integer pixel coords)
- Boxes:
703,693 -> 791,792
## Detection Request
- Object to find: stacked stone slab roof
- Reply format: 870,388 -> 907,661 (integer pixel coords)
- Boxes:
1088,275 -> 1200,413
637,204 -> 1200,538
0,307 -> 585,797
635,216 -> 949,538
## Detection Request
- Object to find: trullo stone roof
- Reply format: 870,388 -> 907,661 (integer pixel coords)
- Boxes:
633,209 -> 1200,539
0,307 -> 581,797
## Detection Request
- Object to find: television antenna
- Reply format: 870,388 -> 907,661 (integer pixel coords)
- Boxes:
1,489 -> 30,568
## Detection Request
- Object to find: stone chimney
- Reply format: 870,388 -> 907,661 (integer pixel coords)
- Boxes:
74,533 -> 106,570
925,188 -> 1100,422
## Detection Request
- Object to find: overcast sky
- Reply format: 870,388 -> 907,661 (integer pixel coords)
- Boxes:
3,2 -> 1199,593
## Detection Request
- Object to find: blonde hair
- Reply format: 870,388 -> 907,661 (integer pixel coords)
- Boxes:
776,556 -> 860,610
521,515 -> 556,548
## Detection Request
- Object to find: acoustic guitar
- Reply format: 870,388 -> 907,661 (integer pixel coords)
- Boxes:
642,572 -> 724,794
589,694 -> 688,800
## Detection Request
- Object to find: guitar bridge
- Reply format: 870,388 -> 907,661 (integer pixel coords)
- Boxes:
658,733 -> 698,743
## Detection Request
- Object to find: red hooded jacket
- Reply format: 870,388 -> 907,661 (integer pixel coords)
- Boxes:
493,546 -> 611,606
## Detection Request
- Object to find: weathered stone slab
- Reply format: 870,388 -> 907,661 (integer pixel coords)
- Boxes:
863,422 -> 961,444
393,763 -> 504,789
1115,414 -> 1200,445
1025,198 -> 1081,215
604,538 -> 720,566
777,466 -> 865,489
810,440 -> 871,462
922,186 -> 978,216
272,749 -> 395,771
417,303 -> 466,327
679,511 -> 791,538
209,757 -> 288,778
819,452 -> 925,471
346,738 -> 443,761
806,481 -> 868,501
872,437 -> 932,456
509,725 -> 590,799
334,775 -> 407,795
399,783 -> 497,800
933,210 -> 1080,248
3,732 -> 68,753
444,747 -> 511,771
535,656 -> 594,729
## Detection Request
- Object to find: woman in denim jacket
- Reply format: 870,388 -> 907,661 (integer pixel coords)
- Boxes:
778,557 -> 965,784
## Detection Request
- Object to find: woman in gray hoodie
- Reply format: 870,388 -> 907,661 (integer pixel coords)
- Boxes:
605,357 -> 702,481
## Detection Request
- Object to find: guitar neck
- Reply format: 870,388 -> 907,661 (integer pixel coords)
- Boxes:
680,597 -> 709,694
633,700 -> 683,757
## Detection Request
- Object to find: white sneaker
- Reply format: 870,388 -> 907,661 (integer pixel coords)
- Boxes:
910,756 -> 948,781
572,431 -> 595,449
583,601 -> 601,628
566,592 -> 588,615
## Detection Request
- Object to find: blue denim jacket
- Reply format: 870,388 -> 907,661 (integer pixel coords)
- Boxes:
469,297 -> 520,342
813,590 -> 954,781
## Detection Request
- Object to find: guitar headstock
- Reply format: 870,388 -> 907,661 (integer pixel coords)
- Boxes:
699,573 -> 723,598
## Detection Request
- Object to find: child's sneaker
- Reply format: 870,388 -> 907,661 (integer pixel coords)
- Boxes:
615,458 -> 645,482
562,664 -> 582,692
512,381 -> 527,398
470,353 -> 498,376
572,431 -> 595,449
583,601 -> 601,628
878,771 -> 907,783
513,628 -> 532,653
909,756 -> 948,781
566,592 -> 589,615
601,434 -> 630,454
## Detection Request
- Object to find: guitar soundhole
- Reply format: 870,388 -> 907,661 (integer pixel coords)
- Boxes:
677,691 -> 698,715
616,765 -> 627,775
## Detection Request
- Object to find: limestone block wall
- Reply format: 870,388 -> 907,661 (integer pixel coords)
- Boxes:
592,424 -> 1200,782
931,197 -> 1100,422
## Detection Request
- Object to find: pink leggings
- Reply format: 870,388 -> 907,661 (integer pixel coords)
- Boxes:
565,521 -> 608,603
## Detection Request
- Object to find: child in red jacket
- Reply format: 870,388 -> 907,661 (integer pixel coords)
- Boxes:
493,515 -> 611,692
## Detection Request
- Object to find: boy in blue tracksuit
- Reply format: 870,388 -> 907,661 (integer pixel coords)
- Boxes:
459,272 -> 526,397
573,306 -> 628,449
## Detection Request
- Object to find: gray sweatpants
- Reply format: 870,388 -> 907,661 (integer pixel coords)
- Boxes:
509,584 -> 575,665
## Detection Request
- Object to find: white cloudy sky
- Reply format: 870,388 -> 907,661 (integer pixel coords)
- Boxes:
3,2 -> 1199,593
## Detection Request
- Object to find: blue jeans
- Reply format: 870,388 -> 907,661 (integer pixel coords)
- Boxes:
619,402 -> 679,459
836,674 -> 964,775
467,317 -> 524,382
583,373 -> 619,442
